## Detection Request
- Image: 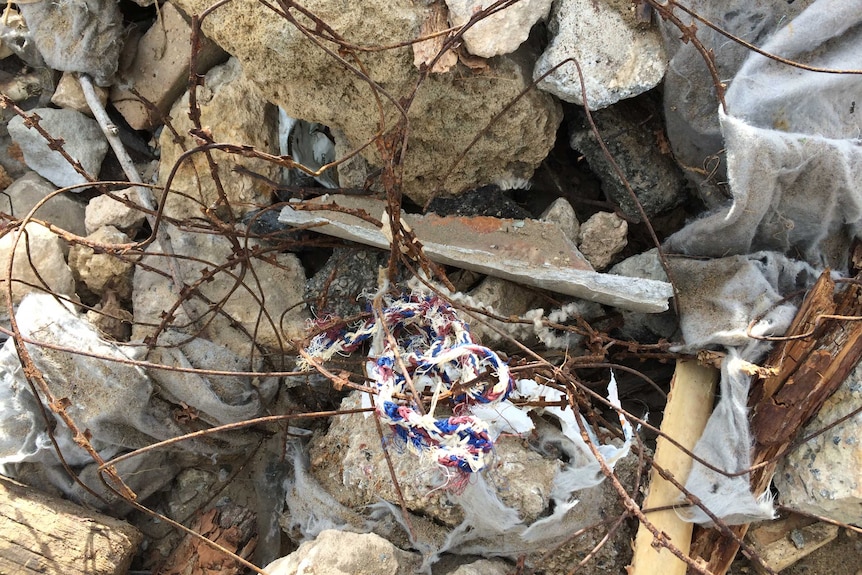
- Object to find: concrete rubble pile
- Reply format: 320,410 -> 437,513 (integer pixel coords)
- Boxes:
0,1 -> 860,574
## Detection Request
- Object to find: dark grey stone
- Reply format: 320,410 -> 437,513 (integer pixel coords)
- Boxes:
569,96 -> 688,221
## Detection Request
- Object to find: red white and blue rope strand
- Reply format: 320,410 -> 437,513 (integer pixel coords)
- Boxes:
301,293 -> 515,474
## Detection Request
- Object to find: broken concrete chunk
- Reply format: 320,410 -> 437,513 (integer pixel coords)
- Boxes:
445,0 -> 552,58
570,99 -> 688,221
170,0 -> 562,204
534,0 -> 667,110
110,2 -> 226,130
7,108 -> 109,189
310,392 -> 558,527
263,530 -> 422,575
775,360 -> 862,526
279,195 -> 673,312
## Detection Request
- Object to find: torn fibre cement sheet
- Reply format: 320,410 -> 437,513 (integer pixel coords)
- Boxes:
279,194 -> 673,313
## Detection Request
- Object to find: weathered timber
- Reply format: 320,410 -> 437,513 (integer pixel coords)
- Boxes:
687,270 -> 862,574
155,502 -> 257,575
629,360 -> 719,575
0,475 -> 141,575
746,515 -> 838,574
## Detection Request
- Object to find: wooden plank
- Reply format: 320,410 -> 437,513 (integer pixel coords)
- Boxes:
688,269 -> 862,574
629,359 -> 719,575
747,518 -> 838,574
155,502 -> 256,575
0,476 -> 141,575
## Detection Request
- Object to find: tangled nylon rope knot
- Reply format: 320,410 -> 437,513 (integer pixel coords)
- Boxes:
300,293 -> 515,475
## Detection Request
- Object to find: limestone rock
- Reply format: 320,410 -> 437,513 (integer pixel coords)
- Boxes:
85,188 -> 147,235
540,197 -> 579,241
157,57 -> 279,220
7,108 -> 108,188
132,223 -> 308,354
309,392 -> 558,526
578,211 -> 628,270
0,171 -> 87,238
440,559 -> 512,575
465,276 -> 543,345
170,0 -> 562,205
0,222 -> 75,311
51,72 -> 108,116
111,2 -> 226,130
445,0 -> 552,58
17,0 -> 123,86
263,530 -> 421,575
68,226 -> 134,299
569,97 -> 688,220
775,361 -> 862,526
534,0 -> 667,110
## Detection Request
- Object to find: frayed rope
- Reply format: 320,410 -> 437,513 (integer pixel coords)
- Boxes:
300,293 -> 515,475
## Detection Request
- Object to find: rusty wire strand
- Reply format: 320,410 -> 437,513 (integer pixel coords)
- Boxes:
2,0 -> 841,571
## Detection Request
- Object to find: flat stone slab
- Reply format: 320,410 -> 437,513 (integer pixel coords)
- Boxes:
279,195 -> 673,313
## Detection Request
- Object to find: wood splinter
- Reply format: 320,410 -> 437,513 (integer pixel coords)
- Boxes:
629,359 -> 719,575
689,266 -> 862,574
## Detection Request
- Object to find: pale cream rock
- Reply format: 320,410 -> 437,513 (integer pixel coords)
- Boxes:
578,211 -> 628,270
110,1 -> 225,130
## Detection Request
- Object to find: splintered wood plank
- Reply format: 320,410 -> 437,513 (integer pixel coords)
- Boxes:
0,476 -> 141,575
746,515 -> 838,574
629,360 -> 719,575
688,269 -> 862,575
155,502 -> 256,575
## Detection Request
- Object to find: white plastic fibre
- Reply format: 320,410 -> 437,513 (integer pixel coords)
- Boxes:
681,350 -> 776,525
282,442 -> 370,539
668,253 -> 817,353
665,0 -> 862,268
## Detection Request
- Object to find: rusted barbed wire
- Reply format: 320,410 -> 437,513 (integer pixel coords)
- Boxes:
2,0 -> 859,573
